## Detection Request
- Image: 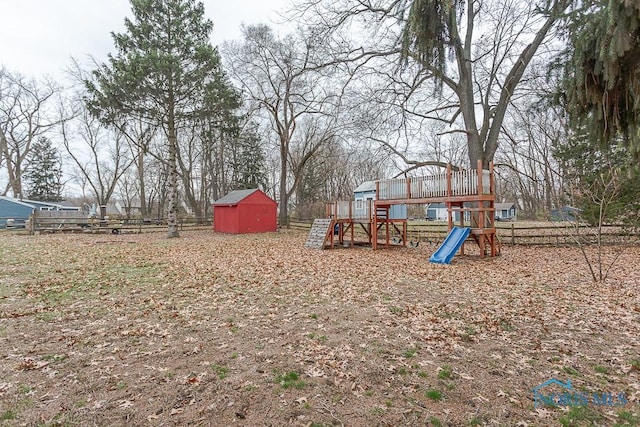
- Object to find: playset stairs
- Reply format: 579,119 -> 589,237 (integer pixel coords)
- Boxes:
305,218 -> 334,249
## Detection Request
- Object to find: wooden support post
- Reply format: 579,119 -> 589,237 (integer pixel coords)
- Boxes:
490,162 -> 497,256
446,164 -> 452,198
479,207 -> 485,246
351,220 -> 355,247
461,203 -> 466,255
372,204 -> 377,250
385,208 -> 390,247
403,222 -> 407,247
511,223 -> 515,245
329,221 -> 334,248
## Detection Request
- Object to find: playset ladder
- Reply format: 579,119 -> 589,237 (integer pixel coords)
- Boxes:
305,218 -> 335,249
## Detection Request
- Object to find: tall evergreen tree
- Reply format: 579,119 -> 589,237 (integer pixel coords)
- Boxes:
24,136 -> 63,202
561,0 -> 640,154
232,127 -> 266,190
86,0 -> 225,238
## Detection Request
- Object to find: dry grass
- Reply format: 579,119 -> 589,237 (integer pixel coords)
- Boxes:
0,230 -> 638,426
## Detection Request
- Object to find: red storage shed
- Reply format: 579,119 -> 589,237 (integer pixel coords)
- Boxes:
212,189 -> 277,234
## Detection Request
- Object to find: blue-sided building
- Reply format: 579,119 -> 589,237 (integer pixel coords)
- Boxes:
353,181 -> 407,220
0,196 -> 79,228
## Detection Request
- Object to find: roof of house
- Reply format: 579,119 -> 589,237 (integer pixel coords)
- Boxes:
0,196 -> 65,210
213,188 -> 263,206
0,196 -> 38,210
115,199 -> 142,209
354,181 -> 376,193
495,202 -> 516,210
57,200 -> 81,209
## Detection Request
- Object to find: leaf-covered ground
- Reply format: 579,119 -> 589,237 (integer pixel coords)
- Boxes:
0,230 -> 638,426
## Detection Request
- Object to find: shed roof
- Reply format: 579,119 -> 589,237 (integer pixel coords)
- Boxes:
495,202 -> 516,210
354,181 -> 376,193
213,189 -> 263,206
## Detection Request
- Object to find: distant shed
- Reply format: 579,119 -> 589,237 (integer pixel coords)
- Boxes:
212,189 -> 277,234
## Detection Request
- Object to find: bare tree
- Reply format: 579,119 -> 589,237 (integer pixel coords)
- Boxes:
61,105 -> 135,212
223,24 -> 342,226
175,126 -> 206,220
563,170 -> 627,283
292,0 -> 572,168
293,136 -> 393,218
289,117 -> 339,215
67,58 -> 160,217
115,168 -> 139,220
0,68 -> 60,197
142,152 -> 170,221
116,118 -> 158,218
496,104 -> 565,218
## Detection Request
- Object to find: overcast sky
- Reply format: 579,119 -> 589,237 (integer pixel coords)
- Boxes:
0,0 -> 291,80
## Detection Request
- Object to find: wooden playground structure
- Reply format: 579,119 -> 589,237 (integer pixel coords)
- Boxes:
306,161 -> 500,258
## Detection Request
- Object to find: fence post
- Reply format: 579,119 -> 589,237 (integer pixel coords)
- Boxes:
511,223 -> 515,245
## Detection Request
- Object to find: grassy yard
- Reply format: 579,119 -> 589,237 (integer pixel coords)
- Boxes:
0,230 -> 638,426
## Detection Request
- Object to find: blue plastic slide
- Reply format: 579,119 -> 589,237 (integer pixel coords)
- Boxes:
429,226 -> 471,264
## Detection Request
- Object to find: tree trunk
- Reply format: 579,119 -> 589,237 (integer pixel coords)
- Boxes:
278,142 -> 289,227
1,137 -> 23,198
181,176 -> 203,220
137,145 -> 147,217
166,106 -> 180,238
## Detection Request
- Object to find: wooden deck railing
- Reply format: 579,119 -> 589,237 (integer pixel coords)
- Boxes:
377,167 -> 491,201
326,200 -> 372,220
326,163 -> 494,219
